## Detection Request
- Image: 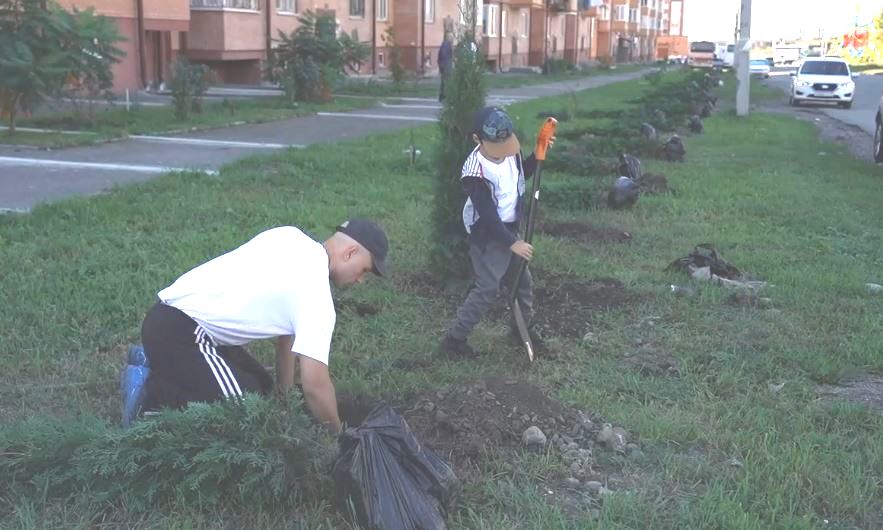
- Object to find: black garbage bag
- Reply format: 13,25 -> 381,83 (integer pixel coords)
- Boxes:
665,243 -> 742,279
607,176 -> 640,209
658,134 -> 686,162
332,405 -> 459,530
618,153 -> 643,181
688,115 -> 703,134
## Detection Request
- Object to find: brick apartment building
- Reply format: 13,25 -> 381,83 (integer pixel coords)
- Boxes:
655,0 -> 689,60
56,0 -> 675,92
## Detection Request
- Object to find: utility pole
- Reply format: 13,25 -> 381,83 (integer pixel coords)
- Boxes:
736,0 -> 751,116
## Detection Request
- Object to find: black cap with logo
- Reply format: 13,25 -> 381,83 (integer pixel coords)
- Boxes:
336,218 -> 389,276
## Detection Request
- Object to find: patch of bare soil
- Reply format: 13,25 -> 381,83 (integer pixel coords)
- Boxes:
539,221 -> 633,244
337,377 -> 636,519
531,272 -> 643,339
817,373 -> 883,413
397,270 -> 641,341
640,173 -> 672,194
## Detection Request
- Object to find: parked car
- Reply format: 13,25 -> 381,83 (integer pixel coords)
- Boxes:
749,59 -> 771,78
874,93 -> 883,162
789,57 -> 855,109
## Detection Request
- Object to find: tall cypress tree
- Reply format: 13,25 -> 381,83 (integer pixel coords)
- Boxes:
430,21 -> 487,283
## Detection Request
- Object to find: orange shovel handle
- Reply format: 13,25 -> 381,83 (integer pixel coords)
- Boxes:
534,117 -> 558,161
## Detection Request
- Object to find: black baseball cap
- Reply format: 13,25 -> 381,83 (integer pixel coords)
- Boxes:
336,218 -> 389,276
472,106 -> 521,159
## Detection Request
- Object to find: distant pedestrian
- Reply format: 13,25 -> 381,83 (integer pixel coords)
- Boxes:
438,32 -> 454,102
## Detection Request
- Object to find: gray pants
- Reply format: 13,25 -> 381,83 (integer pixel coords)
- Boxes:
447,239 -> 533,340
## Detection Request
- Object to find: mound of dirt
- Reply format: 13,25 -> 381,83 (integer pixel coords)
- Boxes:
539,222 -> 632,244
640,173 -> 671,194
338,377 -> 637,519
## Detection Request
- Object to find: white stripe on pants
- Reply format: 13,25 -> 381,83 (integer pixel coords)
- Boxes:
194,326 -> 243,399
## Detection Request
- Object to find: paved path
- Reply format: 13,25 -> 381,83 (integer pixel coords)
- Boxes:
0,69 -> 653,212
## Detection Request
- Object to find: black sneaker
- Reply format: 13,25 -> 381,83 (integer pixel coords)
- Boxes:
438,335 -> 475,358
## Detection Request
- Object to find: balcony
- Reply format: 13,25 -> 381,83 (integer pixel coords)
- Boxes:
187,0 -> 265,61
548,0 -> 577,12
191,0 -> 259,9
506,0 -> 545,7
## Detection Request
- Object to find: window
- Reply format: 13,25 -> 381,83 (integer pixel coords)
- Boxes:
483,4 -> 498,36
376,0 -> 387,20
520,11 -> 528,37
800,60 -> 848,76
501,9 -> 507,37
190,0 -> 259,9
598,5 -> 608,20
425,0 -> 434,23
560,15 -> 565,35
629,8 -> 638,23
349,0 -> 364,17
640,0 -> 647,6
378,52 -> 385,66
614,5 -> 627,21
276,0 -> 295,12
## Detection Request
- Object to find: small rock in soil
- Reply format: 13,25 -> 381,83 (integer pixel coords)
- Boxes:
564,477 -> 581,488
522,426 -> 547,446
867,283 -> 883,294
598,486 -> 614,496
597,424 -> 628,453
585,481 -> 603,494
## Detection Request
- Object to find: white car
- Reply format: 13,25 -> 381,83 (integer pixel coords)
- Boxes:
749,59 -> 771,78
789,57 -> 855,109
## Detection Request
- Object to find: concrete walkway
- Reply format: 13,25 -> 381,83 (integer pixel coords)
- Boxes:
0,68 -> 653,212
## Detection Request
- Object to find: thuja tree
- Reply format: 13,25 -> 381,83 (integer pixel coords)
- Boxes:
0,395 -> 334,513
430,25 -> 487,283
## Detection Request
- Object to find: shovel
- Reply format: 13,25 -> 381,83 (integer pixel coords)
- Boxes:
510,117 -> 557,362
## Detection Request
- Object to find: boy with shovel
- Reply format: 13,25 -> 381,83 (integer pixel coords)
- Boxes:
438,106 -> 554,358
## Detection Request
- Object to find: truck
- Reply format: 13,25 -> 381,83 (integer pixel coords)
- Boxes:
774,46 -> 802,66
688,41 -> 716,68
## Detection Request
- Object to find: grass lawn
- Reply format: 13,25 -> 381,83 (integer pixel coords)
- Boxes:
10,96 -> 376,146
335,63 -> 649,98
0,129 -> 99,149
1,73 -> 882,528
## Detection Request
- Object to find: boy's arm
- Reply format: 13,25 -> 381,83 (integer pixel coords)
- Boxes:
462,177 -> 517,248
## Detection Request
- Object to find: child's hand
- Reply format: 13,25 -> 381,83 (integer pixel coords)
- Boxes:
510,240 -> 534,260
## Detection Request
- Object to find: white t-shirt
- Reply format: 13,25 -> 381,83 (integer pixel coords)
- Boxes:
158,226 -> 336,365
460,146 -> 524,232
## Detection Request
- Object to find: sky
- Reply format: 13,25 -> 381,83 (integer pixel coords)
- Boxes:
682,0 -> 883,43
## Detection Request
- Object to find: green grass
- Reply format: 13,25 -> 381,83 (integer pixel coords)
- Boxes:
2,73 -> 882,528
0,129 -> 100,149
335,64 -> 649,98
14,96 -> 375,143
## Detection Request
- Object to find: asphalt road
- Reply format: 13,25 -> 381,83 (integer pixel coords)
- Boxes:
765,66 -> 883,136
0,68 -> 655,212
